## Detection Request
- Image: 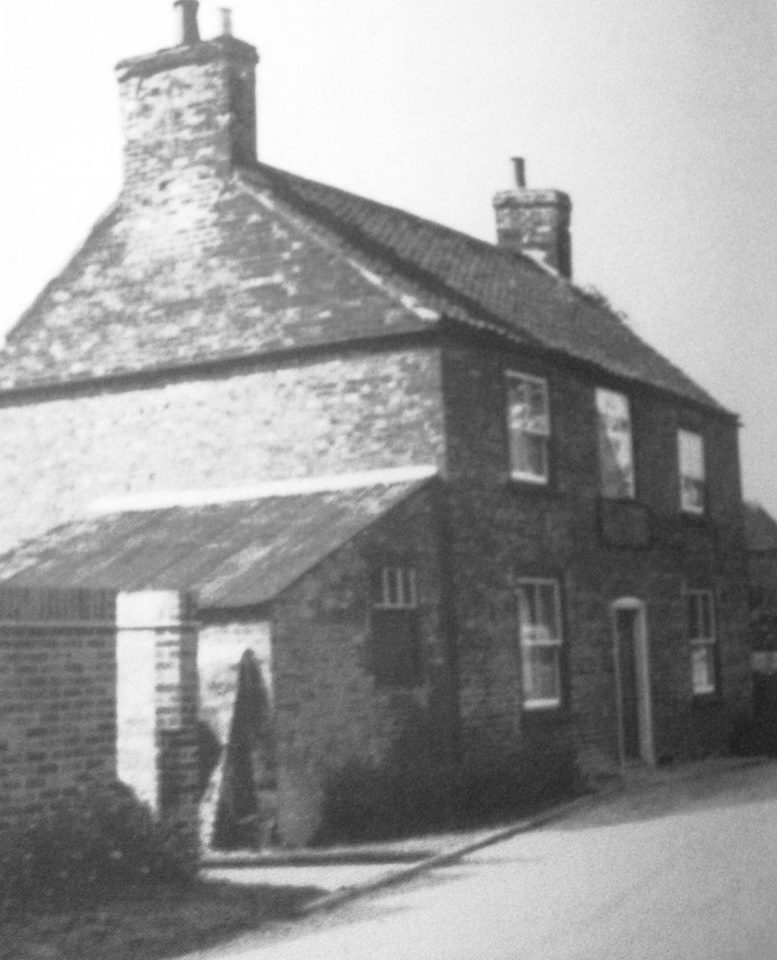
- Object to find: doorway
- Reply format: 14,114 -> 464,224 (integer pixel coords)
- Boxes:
611,599 -> 655,766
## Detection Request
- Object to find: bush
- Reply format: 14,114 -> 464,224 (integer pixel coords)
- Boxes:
316,725 -> 580,844
0,781 -> 198,919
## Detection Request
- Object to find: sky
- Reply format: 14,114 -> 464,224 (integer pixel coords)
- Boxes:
0,0 -> 776,513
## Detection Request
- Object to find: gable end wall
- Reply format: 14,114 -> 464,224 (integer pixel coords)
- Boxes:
0,346 -> 445,554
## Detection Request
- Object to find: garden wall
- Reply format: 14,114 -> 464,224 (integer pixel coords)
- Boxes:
0,586 -> 198,837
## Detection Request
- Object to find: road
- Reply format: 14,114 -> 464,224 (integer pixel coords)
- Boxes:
192,760 -> 777,960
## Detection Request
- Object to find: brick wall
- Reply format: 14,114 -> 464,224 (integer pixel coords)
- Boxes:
0,586 -> 199,838
441,337 -> 752,771
0,347 -> 444,553
270,483 -> 453,845
0,587 -> 116,822
118,45 -> 257,191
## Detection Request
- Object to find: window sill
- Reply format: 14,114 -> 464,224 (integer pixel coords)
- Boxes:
522,704 -> 569,725
506,477 -> 557,497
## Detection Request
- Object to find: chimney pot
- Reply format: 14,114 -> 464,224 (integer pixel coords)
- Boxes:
174,0 -> 200,46
512,157 -> 526,189
219,7 -> 234,37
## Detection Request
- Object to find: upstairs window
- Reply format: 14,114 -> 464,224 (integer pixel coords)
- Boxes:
506,373 -> 550,484
686,589 -> 716,695
370,566 -> 422,687
596,388 -> 635,499
517,579 -> 563,709
678,429 -> 706,514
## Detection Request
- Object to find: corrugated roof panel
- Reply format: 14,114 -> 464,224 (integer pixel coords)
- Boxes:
0,480 -> 430,609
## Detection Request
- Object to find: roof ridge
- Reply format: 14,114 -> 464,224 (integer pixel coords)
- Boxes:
239,163 -> 728,414
236,165 -> 543,349
247,161 -> 549,275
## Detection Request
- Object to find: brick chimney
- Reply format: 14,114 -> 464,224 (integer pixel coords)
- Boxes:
115,3 -> 259,194
493,158 -> 572,278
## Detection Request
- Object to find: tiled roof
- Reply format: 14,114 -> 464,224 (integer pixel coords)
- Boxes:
0,160 -> 724,411
0,480 -> 429,609
745,502 -> 777,552
241,165 -> 724,410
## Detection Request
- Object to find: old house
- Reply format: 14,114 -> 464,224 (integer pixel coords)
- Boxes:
744,502 -> 777,752
745,502 -> 777,633
0,2 -> 753,845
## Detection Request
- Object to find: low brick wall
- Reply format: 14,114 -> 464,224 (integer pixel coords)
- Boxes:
0,586 -> 198,839
0,587 -> 116,821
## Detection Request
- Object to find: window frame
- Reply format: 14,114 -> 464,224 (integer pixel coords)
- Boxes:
369,564 -> 423,688
678,428 -> 707,515
596,387 -> 636,500
372,565 -> 418,610
516,577 -> 564,711
685,588 -> 717,697
505,371 -> 551,486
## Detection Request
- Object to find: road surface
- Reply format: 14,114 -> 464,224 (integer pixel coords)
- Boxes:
191,760 -> 777,960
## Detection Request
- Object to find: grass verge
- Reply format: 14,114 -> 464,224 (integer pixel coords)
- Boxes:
0,879 -> 322,960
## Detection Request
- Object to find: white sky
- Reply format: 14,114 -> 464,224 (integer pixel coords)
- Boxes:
1,0 -> 776,514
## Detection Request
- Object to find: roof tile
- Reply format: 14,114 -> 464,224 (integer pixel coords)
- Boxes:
0,161 -> 725,412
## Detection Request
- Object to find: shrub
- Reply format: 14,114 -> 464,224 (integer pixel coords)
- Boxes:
316,725 -> 580,844
0,781 -> 198,920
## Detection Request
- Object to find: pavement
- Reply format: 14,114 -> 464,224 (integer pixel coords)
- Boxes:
201,755 -> 765,911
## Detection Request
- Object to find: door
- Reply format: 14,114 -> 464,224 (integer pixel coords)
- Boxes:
612,599 -> 655,765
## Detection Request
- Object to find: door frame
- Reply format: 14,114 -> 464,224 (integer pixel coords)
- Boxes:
611,598 -> 655,767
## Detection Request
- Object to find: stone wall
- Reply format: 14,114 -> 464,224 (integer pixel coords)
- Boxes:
441,337 -> 752,771
0,346 -> 444,553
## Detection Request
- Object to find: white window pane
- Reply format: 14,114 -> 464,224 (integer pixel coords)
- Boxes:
679,430 -> 705,479
691,644 -> 716,694
508,374 -> 550,482
596,389 -> 635,499
518,584 -> 537,628
679,431 -> 705,512
510,432 -> 547,480
681,477 -> 705,512
523,646 -> 561,704
527,382 -> 549,430
538,583 -> 559,636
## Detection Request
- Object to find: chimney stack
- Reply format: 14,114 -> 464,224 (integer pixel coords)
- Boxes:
116,1 -> 259,191
174,0 -> 201,46
493,159 -> 572,278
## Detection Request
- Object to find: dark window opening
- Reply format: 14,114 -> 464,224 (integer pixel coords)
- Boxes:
369,565 -> 422,687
